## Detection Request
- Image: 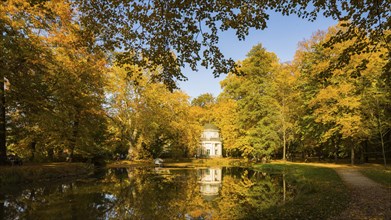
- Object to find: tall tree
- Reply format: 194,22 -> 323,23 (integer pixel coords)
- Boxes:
220,44 -> 281,159
269,64 -> 298,160
2,0 -> 108,162
105,64 -> 144,158
0,0 -> 78,163
213,97 -> 241,157
294,24 -> 390,164
106,64 -> 201,159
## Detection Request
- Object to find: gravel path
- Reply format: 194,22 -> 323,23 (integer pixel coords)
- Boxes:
331,168 -> 391,220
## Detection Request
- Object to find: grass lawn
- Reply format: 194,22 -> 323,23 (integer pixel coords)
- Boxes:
359,166 -> 391,187
251,163 -> 350,220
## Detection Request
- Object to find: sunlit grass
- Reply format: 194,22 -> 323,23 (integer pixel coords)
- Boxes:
252,163 -> 349,219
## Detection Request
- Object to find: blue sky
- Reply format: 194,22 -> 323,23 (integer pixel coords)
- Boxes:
178,12 -> 337,99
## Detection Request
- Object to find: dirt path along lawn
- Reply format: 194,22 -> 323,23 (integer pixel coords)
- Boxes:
331,168 -> 391,220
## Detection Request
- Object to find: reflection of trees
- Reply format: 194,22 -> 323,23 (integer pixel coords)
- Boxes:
0,167 -> 295,219
1,182 -> 117,219
93,168 -> 218,219
217,168 -> 294,219
102,168 -> 206,219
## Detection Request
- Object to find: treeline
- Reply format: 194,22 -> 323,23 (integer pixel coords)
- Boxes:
1,1 -> 390,165
203,25 -> 390,165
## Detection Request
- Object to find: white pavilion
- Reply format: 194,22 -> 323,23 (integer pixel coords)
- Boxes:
199,123 -> 222,157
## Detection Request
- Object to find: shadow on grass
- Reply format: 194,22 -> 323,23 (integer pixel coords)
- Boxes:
250,163 -> 350,220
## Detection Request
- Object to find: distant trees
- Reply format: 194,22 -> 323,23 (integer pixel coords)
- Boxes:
191,93 -> 216,108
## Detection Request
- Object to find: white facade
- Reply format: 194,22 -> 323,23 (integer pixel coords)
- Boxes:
199,124 -> 222,157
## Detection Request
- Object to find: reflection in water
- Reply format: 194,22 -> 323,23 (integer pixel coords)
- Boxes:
0,167 -> 295,219
198,168 -> 222,201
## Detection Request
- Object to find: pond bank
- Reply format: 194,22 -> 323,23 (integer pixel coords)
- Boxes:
108,158 -> 250,168
1,159 -> 239,186
0,162 -> 93,186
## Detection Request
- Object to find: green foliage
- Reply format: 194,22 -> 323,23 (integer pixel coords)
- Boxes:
220,44 -> 279,159
191,93 -> 216,108
219,44 -> 298,159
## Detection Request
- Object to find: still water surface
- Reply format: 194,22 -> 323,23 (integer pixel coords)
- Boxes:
1,167 -> 295,219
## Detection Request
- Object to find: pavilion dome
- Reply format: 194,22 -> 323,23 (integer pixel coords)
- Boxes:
203,123 -> 219,130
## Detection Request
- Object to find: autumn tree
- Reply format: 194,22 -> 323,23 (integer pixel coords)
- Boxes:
1,0 -> 108,163
269,64 -> 299,160
190,93 -> 217,126
213,97 -> 241,157
48,40 -> 107,162
0,0 -> 79,162
105,64 -> 144,158
294,24 -> 390,164
0,0 -> 60,163
220,44 -> 283,159
136,82 -> 197,158
106,63 -> 201,159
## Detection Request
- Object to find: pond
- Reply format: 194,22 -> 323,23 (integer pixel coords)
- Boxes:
0,167 -> 296,219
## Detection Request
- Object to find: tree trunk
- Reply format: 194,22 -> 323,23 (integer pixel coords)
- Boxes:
377,117 -> 387,169
127,129 -> 140,160
0,74 -> 6,164
69,111 -> 80,162
30,141 -> 36,161
282,129 -> 286,160
364,140 -> 369,163
47,147 -> 54,161
360,144 -> 365,164
0,22 -> 7,165
351,146 -> 355,165
380,129 -> 387,169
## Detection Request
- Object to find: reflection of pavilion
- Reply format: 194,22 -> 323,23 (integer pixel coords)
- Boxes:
198,168 -> 222,201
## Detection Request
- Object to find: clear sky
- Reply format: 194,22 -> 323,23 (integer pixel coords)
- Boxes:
178,12 -> 337,99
